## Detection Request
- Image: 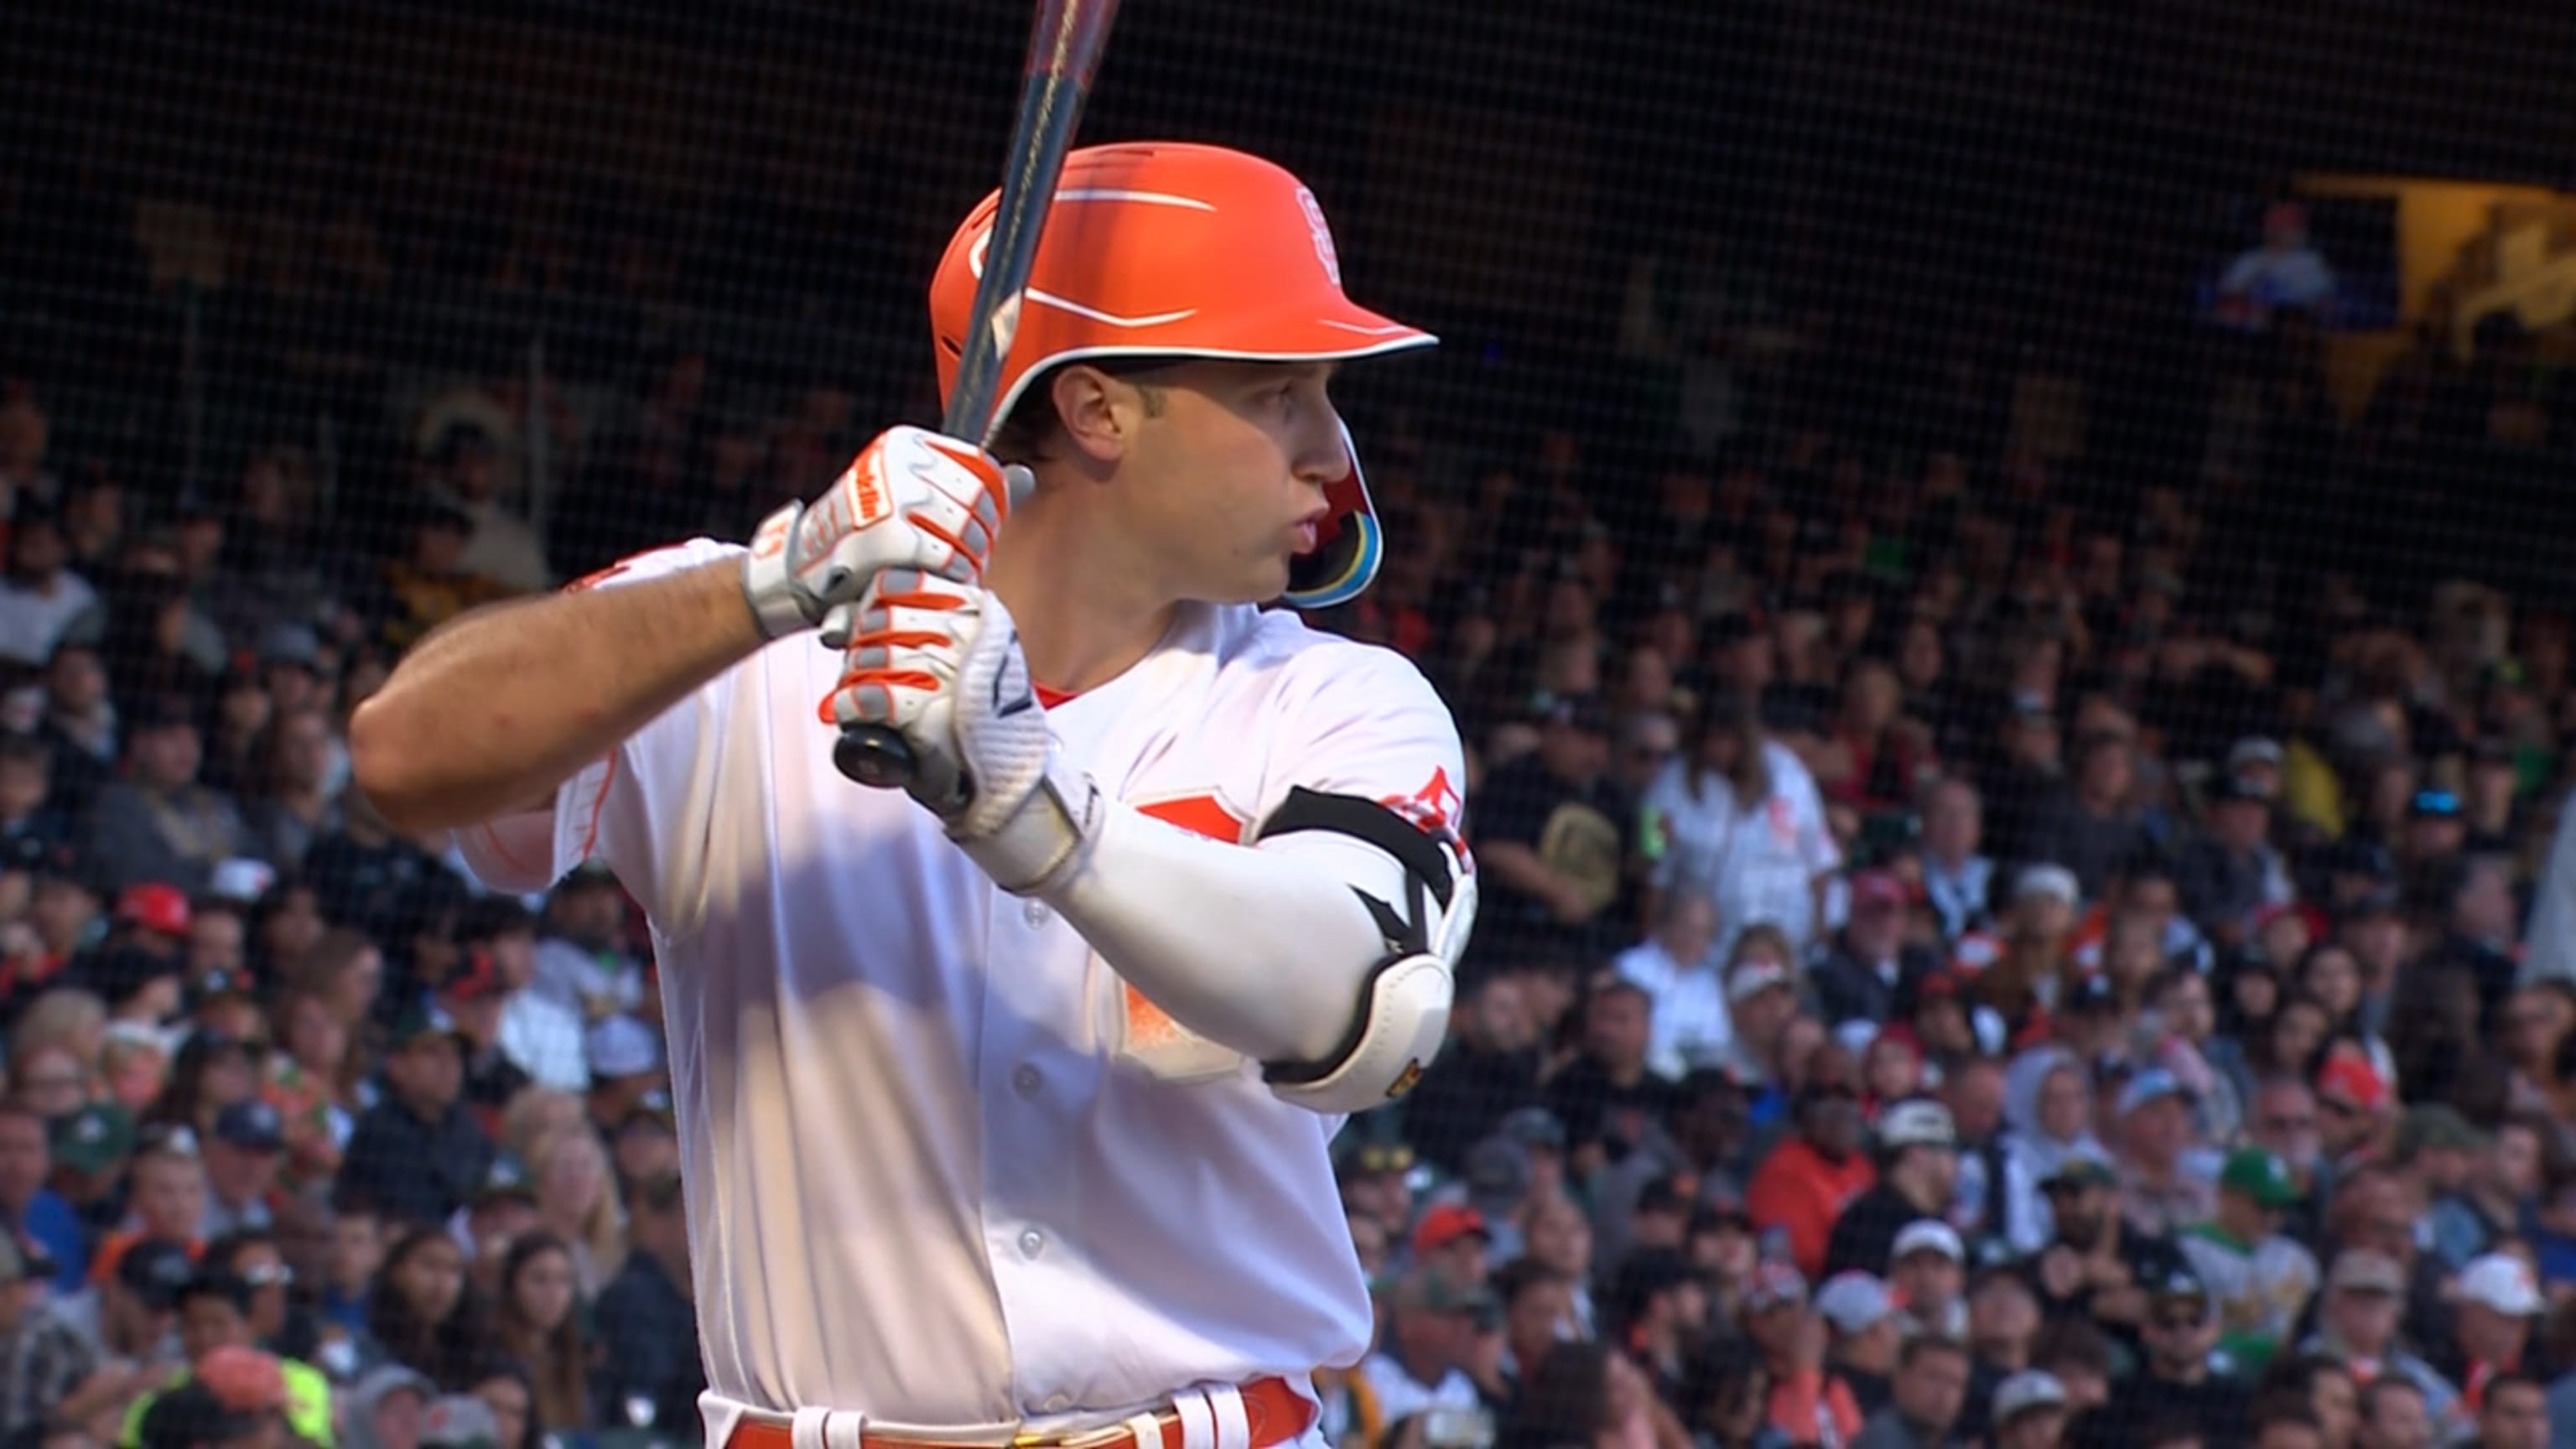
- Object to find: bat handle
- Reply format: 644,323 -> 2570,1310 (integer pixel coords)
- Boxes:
834,725 -> 918,789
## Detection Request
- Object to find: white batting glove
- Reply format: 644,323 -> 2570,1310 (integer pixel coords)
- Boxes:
822,573 -> 1100,894
740,426 -> 1026,641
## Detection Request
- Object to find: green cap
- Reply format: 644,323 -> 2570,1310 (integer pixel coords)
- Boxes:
2220,1146 -> 2302,1208
50,1102 -> 137,1175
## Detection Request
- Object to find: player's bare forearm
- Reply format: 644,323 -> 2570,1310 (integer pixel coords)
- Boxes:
351,559 -> 766,834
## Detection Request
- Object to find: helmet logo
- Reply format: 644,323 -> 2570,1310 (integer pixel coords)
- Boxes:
1296,188 -> 1342,287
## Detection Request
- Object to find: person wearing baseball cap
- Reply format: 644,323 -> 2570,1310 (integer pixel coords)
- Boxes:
2302,1251 -> 2455,1425
2314,1050 -> 2392,1168
2111,1067 -> 2215,1238
1737,1260 -> 1867,1448
1409,1202 -> 1492,1287
1990,1370 -> 2070,1449
1810,870 -> 1938,1034
1888,1219 -> 1967,1340
337,1005 -> 496,1228
2443,1253 -> 2544,1423
2176,1146 -> 2319,1375
1813,1272 -> 1900,1414
201,1102 -> 287,1240
1820,1097 -> 1957,1278
2072,1260 -> 2252,1449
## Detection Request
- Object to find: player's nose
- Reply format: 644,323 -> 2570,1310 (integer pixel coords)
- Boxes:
1291,404 -> 1348,487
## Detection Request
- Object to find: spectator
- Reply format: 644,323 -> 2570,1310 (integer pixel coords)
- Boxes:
2435,1254 -> 2544,1436
2176,1147 -> 2318,1375
0,1233 -> 119,1436
1614,892 -> 1727,1078
1919,779 -> 1997,943
1852,1334 -> 1972,1449
1812,871 -> 1940,1035
237,706 -> 342,875
1545,979 -> 1675,1176
1473,697 -> 1627,962
2176,774 -> 2295,949
1404,970 -> 1543,1174
434,951 -> 529,1125
1360,1268 -> 1491,1431
0,512 -> 100,671
1720,928 -> 1805,1089
2023,732 -> 2151,904
80,697 -> 249,899
2069,1261 -> 2250,1449
522,1128 -> 621,1298
0,1100 -> 87,1298
2428,1114 -> 2542,1270
338,1007 -> 494,1230
1739,1261 -> 1864,1447
1991,1371 -> 2072,1449
118,1270 -> 331,1448
2355,1377 -> 2431,1449
1638,692 -> 1838,961
455,899 -> 584,1097
1814,1271 -> 1901,1415
1888,1221 -> 1967,1340
1746,1082 -> 1874,1280
365,1228 -> 486,1390
422,428 -> 551,597
198,1103 -> 286,1240
2112,1068 -> 2215,1239
2296,1251 -> 2453,1425
528,865 -> 644,1027
2470,1372 -> 2546,1449
489,1233 -> 587,1436
1822,1098 -> 1959,1279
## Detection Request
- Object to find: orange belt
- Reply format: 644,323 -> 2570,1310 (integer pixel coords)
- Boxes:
727,1377 -> 1315,1449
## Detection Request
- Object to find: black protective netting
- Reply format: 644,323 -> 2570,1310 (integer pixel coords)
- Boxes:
3,3 -> 2575,1449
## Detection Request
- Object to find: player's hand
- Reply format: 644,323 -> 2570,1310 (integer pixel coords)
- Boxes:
742,426 -> 1023,641
823,574 -> 1093,893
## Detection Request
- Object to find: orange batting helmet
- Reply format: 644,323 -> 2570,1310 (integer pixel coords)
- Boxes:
929,142 -> 1436,609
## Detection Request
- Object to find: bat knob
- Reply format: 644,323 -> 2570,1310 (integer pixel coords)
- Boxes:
834,727 -> 917,789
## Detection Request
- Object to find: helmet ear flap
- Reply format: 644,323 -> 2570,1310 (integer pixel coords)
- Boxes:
1282,420 -> 1382,610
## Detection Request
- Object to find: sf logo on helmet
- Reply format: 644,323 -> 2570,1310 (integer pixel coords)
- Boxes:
1296,187 -> 1342,287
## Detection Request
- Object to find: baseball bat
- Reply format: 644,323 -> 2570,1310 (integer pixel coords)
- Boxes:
834,0 -> 1122,793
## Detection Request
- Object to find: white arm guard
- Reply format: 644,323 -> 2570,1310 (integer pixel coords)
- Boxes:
1029,783 -> 1475,1114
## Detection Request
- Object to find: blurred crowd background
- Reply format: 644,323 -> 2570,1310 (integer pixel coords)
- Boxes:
5,5 -> 2576,1449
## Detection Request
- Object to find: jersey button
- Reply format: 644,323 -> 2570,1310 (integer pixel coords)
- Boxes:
1018,1228 -> 1046,1259
1012,1064 -> 1042,1096
1023,900 -> 1050,927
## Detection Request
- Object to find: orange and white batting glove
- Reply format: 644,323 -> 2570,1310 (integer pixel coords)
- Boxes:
822,577 -> 1099,894
740,426 -> 1026,641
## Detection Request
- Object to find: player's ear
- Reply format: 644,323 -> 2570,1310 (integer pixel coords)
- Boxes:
1048,364 -> 1139,468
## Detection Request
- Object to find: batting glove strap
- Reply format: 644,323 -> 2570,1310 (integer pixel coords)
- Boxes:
957,760 -> 1103,896
742,501 -> 819,640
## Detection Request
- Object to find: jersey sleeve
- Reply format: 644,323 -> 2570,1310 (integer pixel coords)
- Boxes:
452,538 -> 747,922
1253,640 -> 1467,852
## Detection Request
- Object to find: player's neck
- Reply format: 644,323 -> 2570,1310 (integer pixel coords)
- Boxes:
985,504 -> 1181,699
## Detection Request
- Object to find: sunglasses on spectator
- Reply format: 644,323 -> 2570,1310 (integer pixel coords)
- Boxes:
1350,1145 -> 1414,1175
2152,1310 -> 2207,1332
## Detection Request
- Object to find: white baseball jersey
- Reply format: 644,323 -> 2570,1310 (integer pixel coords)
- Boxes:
459,538 -> 1468,1440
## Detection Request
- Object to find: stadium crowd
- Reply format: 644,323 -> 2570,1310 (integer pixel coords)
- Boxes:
0,140 -> 2574,1449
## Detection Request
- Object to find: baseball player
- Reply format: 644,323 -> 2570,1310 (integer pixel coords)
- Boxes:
350,143 -> 1477,1449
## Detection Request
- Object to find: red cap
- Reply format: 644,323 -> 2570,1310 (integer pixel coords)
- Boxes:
114,883 -> 190,937
2316,1052 -> 2389,1115
1410,1202 -> 1491,1257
